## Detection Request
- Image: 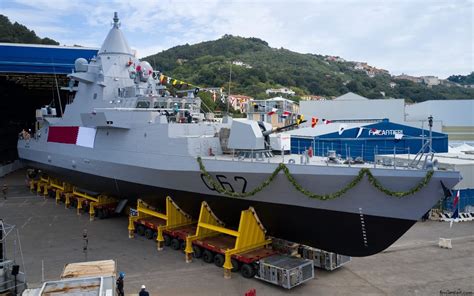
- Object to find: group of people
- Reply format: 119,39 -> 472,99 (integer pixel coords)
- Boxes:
116,272 -> 150,296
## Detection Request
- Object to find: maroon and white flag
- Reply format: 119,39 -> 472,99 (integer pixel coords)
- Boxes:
47,126 -> 97,148
267,107 -> 278,115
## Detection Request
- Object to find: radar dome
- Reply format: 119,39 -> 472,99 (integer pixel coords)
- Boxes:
137,61 -> 153,82
74,58 -> 88,72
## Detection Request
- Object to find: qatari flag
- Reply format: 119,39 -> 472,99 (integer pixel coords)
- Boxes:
451,190 -> 460,219
47,126 -> 97,148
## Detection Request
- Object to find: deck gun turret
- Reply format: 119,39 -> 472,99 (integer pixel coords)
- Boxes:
227,117 -> 306,158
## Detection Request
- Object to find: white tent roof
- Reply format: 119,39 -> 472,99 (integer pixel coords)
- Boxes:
448,143 -> 474,154
284,122 -> 370,137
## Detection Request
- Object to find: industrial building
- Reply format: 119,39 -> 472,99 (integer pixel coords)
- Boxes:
286,119 -> 448,161
247,97 -> 300,127
405,100 -> 474,141
299,92 -> 474,140
0,43 -> 98,162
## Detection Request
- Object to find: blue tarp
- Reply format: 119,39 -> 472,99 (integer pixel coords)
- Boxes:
0,43 -> 98,74
443,189 -> 474,212
291,120 -> 448,161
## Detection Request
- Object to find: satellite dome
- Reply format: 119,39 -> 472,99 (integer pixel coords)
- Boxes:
138,61 -> 153,81
74,58 -> 88,72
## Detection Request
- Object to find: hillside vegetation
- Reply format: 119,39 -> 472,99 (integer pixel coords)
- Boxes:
0,14 -> 59,45
448,72 -> 474,85
145,35 -> 474,103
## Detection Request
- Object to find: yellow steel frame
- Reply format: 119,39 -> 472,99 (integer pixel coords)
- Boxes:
72,188 -> 117,221
185,202 -> 271,278
49,179 -> 73,204
36,176 -> 50,197
128,197 -> 194,250
29,179 -> 38,192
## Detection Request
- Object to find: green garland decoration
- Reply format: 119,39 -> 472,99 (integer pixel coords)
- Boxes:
197,157 -> 434,200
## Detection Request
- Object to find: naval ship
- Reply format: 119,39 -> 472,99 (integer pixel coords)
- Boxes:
17,13 -> 460,256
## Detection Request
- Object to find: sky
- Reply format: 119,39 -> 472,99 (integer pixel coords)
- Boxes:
1,0 -> 472,78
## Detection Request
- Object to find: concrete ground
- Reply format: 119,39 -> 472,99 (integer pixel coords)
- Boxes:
1,169 -> 473,296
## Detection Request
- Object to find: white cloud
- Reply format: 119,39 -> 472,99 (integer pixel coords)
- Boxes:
3,0 -> 472,78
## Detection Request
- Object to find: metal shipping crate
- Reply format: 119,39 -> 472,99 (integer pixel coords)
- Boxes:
300,246 -> 351,271
255,255 -> 314,289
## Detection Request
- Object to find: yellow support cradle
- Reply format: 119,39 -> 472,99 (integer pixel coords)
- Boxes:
72,188 -> 117,221
49,179 -> 73,204
185,202 -> 271,278
29,179 -> 37,192
128,197 -> 194,250
36,176 -> 50,197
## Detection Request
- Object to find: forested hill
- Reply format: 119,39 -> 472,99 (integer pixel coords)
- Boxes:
144,35 -> 474,102
448,73 -> 474,85
0,14 -> 58,45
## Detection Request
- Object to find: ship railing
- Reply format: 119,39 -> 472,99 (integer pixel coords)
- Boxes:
203,147 -> 440,171
93,107 -> 197,112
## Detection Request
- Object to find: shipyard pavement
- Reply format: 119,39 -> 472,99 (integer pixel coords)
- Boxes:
1,169 -> 473,295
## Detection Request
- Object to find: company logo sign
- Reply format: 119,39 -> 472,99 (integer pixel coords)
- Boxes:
368,128 -> 403,136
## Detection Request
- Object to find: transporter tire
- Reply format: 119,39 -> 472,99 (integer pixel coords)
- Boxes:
214,254 -> 225,267
231,258 -> 240,272
171,238 -> 181,250
241,263 -> 256,278
97,209 -> 105,219
136,225 -> 146,236
145,228 -> 154,240
102,208 -> 110,218
202,250 -> 214,263
163,234 -> 171,246
192,245 -> 203,258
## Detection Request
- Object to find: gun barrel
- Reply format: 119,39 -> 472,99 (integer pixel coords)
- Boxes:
262,120 -> 307,136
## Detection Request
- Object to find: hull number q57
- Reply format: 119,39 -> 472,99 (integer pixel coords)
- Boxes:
200,174 -> 248,194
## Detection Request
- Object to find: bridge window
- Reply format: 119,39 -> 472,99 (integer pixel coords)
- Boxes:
136,101 -> 150,108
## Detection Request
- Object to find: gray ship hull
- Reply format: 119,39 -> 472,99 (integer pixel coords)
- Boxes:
22,159 -> 415,257
19,145 -> 458,256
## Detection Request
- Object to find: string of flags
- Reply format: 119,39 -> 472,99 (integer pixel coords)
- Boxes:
158,73 -> 227,103
159,74 -> 199,90
311,117 -> 332,127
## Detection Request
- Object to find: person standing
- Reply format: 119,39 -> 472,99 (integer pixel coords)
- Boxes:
139,285 -> 149,296
2,183 -> 7,200
116,272 -> 125,296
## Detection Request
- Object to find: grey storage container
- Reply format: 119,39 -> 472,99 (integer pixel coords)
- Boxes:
255,255 -> 314,289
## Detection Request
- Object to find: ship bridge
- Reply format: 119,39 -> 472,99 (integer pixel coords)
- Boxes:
0,43 -> 98,162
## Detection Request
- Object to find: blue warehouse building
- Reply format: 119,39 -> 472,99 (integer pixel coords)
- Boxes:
0,42 -> 98,162
0,43 -> 98,74
287,119 -> 448,162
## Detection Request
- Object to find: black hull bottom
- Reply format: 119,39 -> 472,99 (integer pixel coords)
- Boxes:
25,161 -> 415,257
